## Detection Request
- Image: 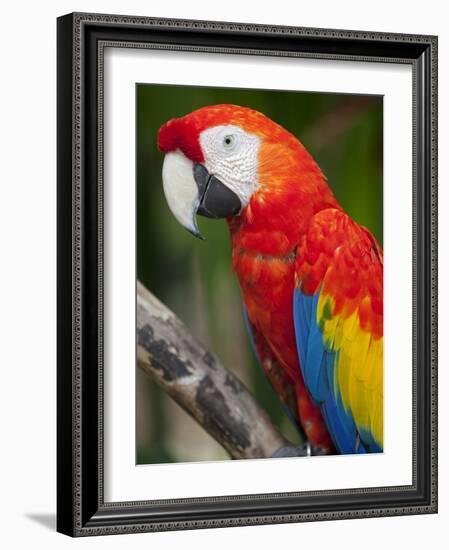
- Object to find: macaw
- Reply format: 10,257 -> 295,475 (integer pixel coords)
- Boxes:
157,104 -> 383,455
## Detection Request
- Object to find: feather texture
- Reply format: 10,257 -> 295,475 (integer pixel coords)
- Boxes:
242,308 -> 305,438
294,209 -> 383,453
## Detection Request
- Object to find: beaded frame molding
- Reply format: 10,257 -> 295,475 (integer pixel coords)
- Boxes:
57,12 -> 438,537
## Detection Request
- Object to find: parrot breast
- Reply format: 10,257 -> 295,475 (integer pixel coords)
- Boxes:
230,222 -> 335,452
233,247 -> 298,379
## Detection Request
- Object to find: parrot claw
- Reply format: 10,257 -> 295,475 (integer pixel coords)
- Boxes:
271,442 -> 330,458
271,443 -> 311,458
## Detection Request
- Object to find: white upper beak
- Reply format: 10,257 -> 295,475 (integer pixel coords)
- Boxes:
162,150 -> 201,237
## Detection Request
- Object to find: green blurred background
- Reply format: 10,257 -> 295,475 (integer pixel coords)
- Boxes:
136,84 -> 383,465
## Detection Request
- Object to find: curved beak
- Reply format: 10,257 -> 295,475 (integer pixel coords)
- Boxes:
162,150 -> 241,239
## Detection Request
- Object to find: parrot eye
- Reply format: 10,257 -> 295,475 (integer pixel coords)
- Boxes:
222,133 -> 238,152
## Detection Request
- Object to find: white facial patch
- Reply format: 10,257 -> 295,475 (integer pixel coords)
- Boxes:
199,125 -> 261,208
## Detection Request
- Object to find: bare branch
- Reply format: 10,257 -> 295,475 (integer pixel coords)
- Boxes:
137,281 -> 290,459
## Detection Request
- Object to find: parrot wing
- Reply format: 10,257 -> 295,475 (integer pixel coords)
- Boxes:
293,208 -> 383,453
242,309 -> 305,439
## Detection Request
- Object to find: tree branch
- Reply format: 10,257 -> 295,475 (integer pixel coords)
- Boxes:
137,281 -> 290,459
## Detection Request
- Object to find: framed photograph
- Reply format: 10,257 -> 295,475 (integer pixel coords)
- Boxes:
57,12 -> 438,536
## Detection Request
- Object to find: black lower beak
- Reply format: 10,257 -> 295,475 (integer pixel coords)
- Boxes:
193,164 -> 242,219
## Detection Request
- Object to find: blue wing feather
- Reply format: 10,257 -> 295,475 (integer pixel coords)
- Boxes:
293,289 -> 367,454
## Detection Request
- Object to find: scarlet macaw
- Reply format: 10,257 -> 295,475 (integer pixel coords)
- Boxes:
158,104 -> 383,455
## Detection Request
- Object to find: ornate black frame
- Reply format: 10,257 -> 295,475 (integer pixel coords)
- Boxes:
57,12 -> 438,536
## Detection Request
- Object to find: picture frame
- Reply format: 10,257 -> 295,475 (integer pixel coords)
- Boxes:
57,12 -> 438,536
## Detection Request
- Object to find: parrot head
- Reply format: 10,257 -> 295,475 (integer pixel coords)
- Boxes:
158,104 -> 334,241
